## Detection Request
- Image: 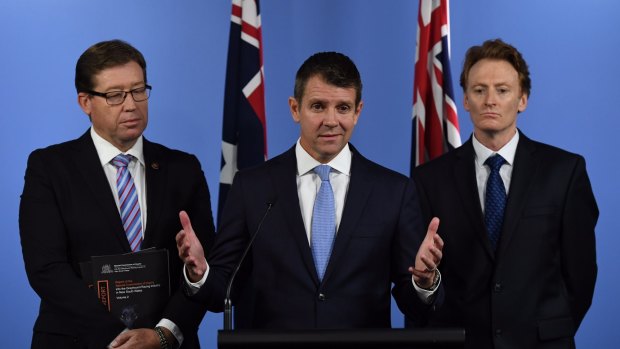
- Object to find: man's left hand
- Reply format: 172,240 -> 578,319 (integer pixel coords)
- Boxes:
409,217 -> 443,289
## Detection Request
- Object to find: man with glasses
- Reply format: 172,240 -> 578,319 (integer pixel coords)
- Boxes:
19,39 -> 215,349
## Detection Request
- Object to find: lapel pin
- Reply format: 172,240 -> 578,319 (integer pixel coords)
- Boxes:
151,162 -> 160,170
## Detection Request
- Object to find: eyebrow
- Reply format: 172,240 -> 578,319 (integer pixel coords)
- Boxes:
99,81 -> 146,92
471,82 -> 511,87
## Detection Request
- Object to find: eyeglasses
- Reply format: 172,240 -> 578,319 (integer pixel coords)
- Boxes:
86,85 -> 152,105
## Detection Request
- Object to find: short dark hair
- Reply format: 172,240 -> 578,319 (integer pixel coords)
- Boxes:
460,38 -> 531,97
75,39 -> 147,93
294,52 -> 362,107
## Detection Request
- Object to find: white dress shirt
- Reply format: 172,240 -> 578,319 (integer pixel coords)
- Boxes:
91,127 -> 147,233
295,139 -> 351,242
472,130 -> 520,212
90,127 -> 182,347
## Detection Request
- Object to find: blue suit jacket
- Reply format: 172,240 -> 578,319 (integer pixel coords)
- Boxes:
19,130 -> 215,349
410,132 -> 598,349
195,144 -> 439,328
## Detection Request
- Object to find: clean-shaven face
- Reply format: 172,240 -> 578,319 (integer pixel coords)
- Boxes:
464,58 -> 527,145
289,75 -> 362,163
78,61 -> 148,151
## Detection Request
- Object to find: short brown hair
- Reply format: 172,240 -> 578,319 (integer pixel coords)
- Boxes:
294,51 -> 362,107
75,39 -> 147,93
460,39 -> 531,97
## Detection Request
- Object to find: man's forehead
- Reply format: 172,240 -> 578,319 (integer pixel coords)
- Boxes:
303,78 -> 356,102
467,61 -> 519,85
92,62 -> 145,89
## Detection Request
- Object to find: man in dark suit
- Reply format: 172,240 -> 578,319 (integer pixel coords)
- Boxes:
409,39 -> 598,348
176,52 -> 444,329
19,40 -> 215,349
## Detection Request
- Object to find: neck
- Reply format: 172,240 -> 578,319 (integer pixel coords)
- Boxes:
474,129 -> 516,152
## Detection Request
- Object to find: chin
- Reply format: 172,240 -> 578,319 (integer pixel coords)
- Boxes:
121,133 -> 142,144
475,121 -> 502,131
321,144 -> 345,154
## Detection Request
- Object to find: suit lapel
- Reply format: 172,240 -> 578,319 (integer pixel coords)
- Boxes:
453,139 -> 496,259
322,147 -> 373,284
271,148 -> 320,284
496,132 -> 538,257
73,131 -> 131,251
142,139 -> 165,249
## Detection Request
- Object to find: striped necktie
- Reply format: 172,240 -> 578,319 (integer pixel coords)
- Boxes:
111,154 -> 143,252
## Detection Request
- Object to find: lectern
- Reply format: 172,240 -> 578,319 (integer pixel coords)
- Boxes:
218,328 -> 465,348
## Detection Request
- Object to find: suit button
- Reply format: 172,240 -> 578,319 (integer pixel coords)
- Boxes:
495,329 -> 502,336
318,293 -> 326,301
494,283 -> 502,292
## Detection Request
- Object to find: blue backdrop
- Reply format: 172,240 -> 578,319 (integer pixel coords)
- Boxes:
2,1 -> 618,347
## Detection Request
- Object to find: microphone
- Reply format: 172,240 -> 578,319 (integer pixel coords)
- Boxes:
223,200 -> 275,330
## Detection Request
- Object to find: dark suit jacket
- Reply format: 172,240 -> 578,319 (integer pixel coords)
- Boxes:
19,130 -> 215,349
410,132 -> 598,349
193,144 -> 438,329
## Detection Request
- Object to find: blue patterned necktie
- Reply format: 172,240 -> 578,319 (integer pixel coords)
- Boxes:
111,154 -> 143,252
311,164 -> 336,281
484,154 -> 506,250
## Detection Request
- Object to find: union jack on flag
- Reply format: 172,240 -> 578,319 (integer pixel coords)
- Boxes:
219,0 -> 267,224
411,0 -> 460,172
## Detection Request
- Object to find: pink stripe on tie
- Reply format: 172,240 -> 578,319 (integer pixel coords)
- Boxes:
111,154 -> 142,252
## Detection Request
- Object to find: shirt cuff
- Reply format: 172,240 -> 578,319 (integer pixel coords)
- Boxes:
157,318 -> 183,348
183,260 -> 209,296
412,270 -> 441,304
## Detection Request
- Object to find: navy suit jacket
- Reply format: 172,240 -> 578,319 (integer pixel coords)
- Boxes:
410,132 -> 598,349
193,144 -> 439,329
19,130 -> 215,349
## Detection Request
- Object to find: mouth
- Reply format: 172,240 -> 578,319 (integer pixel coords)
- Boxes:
481,112 -> 500,118
319,133 -> 341,140
121,119 -> 142,127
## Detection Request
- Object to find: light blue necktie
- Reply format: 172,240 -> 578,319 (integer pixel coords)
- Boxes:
111,154 -> 143,252
484,154 -> 506,250
311,164 -> 335,281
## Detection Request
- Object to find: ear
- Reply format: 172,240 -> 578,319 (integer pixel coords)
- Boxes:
518,93 -> 528,113
352,100 -> 363,125
463,94 -> 471,112
289,97 -> 301,123
77,93 -> 92,116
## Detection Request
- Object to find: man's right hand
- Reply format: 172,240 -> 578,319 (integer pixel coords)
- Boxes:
176,211 -> 207,283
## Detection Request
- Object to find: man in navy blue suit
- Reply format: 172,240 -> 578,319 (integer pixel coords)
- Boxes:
19,40 -> 215,349
409,39 -> 598,348
176,52 -> 444,328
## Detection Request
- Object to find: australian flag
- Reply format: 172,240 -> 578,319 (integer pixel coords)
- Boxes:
219,0 -> 267,224
411,0 -> 460,172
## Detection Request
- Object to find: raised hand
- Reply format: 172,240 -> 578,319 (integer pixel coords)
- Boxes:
175,210 -> 207,282
409,217 -> 443,289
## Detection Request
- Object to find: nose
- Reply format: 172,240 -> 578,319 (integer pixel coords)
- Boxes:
323,108 -> 338,127
122,92 -> 138,111
484,91 -> 497,107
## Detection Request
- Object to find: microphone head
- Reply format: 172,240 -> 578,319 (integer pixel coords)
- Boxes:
266,196 -> 277,207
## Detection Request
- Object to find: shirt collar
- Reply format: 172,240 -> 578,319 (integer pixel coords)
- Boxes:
295,138 -> 352,177
90,126 -> 145,167
472,130 -> 519,167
